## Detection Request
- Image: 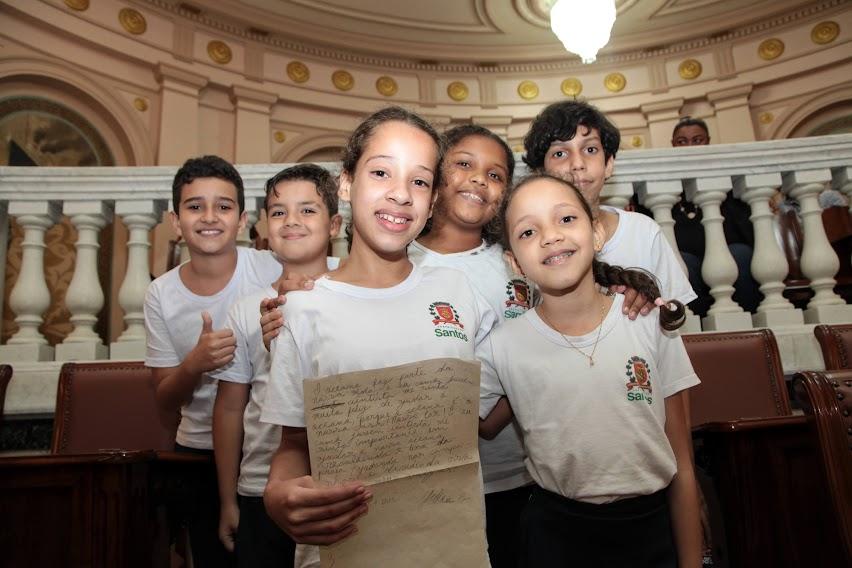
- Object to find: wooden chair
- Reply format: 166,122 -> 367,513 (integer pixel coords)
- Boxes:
680,330 -> 848,567
793,370 -> 852,564
814,324 -> 852,370
0,365 -> 11,419
682,329 -> 791,427
50,362 -> 176,454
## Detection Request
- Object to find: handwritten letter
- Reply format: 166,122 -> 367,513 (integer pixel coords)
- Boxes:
304,358 -> 488,567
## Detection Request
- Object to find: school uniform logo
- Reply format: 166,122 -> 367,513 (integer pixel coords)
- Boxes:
504,279 -> 531,319
429,301 -> 468,342
625,355 -> 653,405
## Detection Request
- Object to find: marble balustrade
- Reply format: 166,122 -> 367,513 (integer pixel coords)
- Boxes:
0,134 -> 851,418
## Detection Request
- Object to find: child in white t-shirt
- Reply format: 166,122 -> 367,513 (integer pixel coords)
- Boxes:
478,174 -> 702,567
408,124 -> 532,568
211,164 -> 341,567
260,107 -> 498,558
144,155 -> 284,567
523,100 -> 696,309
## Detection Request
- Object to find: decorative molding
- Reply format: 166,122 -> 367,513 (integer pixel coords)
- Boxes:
118,8 -> 147,35
561,77 -> 582,97
133,98 -> 148,112
678,59 -> 702,80
287,61 -> 310,83
630,135 -> 644,148
419,75 -> 437,107
713,43 -> 737,80
644,61 -> 665,94
758,38 -> 785,60
230,86 -> 277,111
155,63 -> 209,93
375,76 -> 398,97
811,21 -> 840,44
173,23 -> 194,62
273,131 -> 286,143
517,80 -> 539,100
64,0 -> 89,11
244,45 -> 264,82
207,40 -> 233,65
706,83 -> 753,110
332,70 -> 354,91
478,76 -> 498,109
138,0 -> 845,74
447,81 -> 469,102
759,112 -> 774,124
604,73 -> 626,93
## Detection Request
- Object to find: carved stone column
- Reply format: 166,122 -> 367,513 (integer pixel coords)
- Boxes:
230,86 -> 277,164
56,201 -> 113,361
640,180 -> 701,333
0,201 -> 61,361
784,169 -> 852,323
601,182 -> 632,210
690,177 -> 752,331
155,63 -> 207,165
734,174 -> 803,328
110,200 -> 165,360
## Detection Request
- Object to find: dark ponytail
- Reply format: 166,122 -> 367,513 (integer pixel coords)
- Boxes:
591,261 -> 686,331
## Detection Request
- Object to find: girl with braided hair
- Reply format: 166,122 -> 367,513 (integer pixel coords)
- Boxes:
478,173 -> 702,568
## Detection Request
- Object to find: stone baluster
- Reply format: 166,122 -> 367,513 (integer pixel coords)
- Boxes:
639,180 -> 701,333
832,166 -> 852,264
783,169 -> 852,323
833,166 -> 852,213
331,200 -> 351,259
0,201 -> 60,361
601,182 -> 633,210
55,201 -> 113,361
734,174 -> 803,328
689,177 -> 753,331
110,200 -> 165,360
237,201 -> 260,249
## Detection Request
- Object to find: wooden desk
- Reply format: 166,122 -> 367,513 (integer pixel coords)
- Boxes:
0,450 -> 214,568
698,416 -> 846,568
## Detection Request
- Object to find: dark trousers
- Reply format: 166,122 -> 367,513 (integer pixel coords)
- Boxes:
174,443 -> 235,568
485,484 -> 533,568
236,495 -> 296,568
520,485 -> 677,568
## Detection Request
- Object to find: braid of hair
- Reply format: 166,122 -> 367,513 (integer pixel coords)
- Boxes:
592,260 -> 686,331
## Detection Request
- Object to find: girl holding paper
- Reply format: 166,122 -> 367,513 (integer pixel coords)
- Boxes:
260,107 -> 497,555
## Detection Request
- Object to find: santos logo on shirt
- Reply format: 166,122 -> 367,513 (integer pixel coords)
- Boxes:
504,279 -> 532,319
625,355 -> 653,405
429,301 -> 469,342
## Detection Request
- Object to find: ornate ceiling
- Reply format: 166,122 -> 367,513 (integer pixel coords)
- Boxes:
154,0 -> 818,63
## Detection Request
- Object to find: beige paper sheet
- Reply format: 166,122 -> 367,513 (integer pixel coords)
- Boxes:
304,358 -> 488,568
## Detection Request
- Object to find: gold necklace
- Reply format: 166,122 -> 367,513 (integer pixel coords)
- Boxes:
537,295 -> 607,367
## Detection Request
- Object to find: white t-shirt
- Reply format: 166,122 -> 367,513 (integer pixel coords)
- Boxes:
212,258 -> 340,497
261,263 -> 498,428
599,206 -> 696,305
144,247 -> 284,449
408,240 -> 532,493
478,294 -> 700,504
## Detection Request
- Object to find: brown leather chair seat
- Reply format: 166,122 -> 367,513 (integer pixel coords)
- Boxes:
814,324 -> 852,370
50,361 -> 176,454
793,370 -> 852,563
0,365 -> 11,420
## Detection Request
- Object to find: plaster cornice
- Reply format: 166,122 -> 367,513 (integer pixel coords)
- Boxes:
140,0 -> 845,73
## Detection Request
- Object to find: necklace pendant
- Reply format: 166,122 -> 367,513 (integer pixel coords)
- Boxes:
687,211 -> 696,219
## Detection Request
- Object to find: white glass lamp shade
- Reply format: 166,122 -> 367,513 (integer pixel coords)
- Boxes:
550,0 -> 616,63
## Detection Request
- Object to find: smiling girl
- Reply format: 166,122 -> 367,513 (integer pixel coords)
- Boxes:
409,124 -> 532,568
478,173 -> 702,568
260,108 -> 497,554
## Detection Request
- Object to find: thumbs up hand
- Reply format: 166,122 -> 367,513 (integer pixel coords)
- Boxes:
186,311 -> 237,375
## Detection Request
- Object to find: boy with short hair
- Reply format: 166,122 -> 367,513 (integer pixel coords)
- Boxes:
523,101 -> 696,311
212,164 -> 341,568
144,155 -> 284,567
